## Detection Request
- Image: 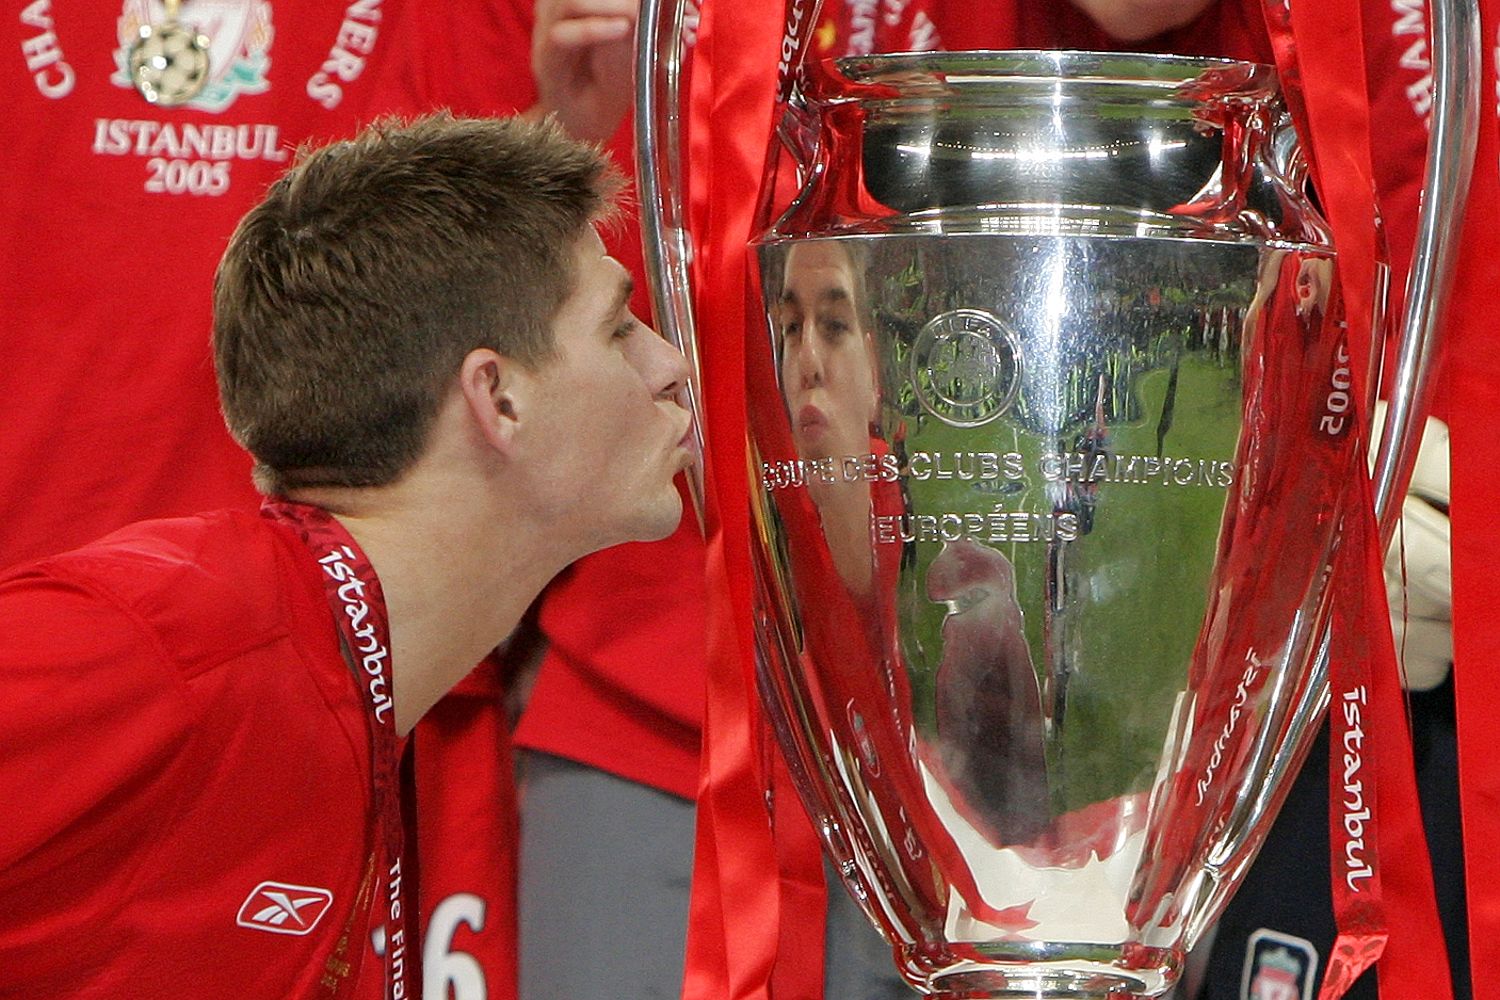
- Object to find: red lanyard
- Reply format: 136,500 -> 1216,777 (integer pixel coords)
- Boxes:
261,499 -> 409,1000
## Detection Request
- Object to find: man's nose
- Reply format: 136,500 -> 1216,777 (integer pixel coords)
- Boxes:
648,324 -> 693,400
796,335 -> 823,390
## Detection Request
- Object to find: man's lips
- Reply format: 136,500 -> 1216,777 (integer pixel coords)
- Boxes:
796,404 -> 828,435
671,408 -> 696,456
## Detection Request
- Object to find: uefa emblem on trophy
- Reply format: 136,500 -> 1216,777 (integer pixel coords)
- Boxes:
637,2 -> 1477,996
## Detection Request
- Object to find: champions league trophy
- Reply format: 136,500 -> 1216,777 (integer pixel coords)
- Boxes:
637,4 -> 1478,997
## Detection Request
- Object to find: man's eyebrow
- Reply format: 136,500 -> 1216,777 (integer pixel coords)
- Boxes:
603,273 -> 634,326
819,285 -> 851,304
779,284 -> 851,306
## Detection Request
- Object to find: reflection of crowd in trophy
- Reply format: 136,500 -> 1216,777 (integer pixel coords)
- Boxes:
777,240 -> 886,594
876,245 -> 1251,441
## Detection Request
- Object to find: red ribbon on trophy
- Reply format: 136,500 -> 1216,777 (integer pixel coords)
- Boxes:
1317,496 -> 1395,1000
1258,5 -> 1394,996
680,0 -> 799,992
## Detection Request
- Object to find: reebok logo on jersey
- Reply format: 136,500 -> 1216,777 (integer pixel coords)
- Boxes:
236,881 -> 334,936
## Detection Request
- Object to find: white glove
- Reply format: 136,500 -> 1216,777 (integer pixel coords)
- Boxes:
1370,402 -> 1452,690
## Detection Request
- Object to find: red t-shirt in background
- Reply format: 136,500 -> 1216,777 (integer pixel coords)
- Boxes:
515,479 -> 706,798
1,2 -> 537,570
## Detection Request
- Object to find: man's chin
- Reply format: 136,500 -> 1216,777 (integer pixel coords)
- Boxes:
633,490 -> 686,544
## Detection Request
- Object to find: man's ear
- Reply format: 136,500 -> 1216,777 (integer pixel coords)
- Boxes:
459,348 -> 530,455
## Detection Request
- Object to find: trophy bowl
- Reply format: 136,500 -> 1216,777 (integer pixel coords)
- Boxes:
745,51 -> 1362,998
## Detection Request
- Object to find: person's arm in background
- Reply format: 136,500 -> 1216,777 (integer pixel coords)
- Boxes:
526,0 -> 637,142
1065,0 -> 1216,40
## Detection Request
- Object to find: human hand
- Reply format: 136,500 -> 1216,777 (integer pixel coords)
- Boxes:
530,0 -> 636,143
1372,404 -> 1452,690
1065,0 -> 1217,41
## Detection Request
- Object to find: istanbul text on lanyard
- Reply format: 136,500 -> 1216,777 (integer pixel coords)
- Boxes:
262,499 -> 411,1000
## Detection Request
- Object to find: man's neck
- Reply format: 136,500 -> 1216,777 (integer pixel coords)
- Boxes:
293,476 -> 574,736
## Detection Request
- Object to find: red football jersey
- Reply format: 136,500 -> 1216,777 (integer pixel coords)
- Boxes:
0,510 -> 388,999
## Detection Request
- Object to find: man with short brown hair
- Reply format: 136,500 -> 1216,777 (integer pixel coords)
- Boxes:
0,113 -> 693,1000
215,112 -> 626,494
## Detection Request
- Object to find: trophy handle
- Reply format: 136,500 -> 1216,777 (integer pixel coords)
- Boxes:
636,0 -> 707,522
1370,0 -> 1480,539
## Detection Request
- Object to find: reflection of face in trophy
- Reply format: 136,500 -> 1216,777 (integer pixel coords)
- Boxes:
778,240 -> 883,593
769,238 -> 1057,940
776,239 -> 1053,857
779,242 -> 880,467
1293,256 -> 1333,319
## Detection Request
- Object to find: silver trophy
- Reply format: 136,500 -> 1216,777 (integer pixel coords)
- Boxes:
637,6 -> 1478,998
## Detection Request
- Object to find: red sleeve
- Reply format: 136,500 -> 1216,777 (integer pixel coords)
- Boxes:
0,571 -> 193,988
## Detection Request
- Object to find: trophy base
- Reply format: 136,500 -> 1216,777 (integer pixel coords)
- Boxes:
910,942 -> 1177,999
924,969 -> 1157,1000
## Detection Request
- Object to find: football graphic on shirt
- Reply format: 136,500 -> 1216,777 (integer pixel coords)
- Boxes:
112,0 -> 273,112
